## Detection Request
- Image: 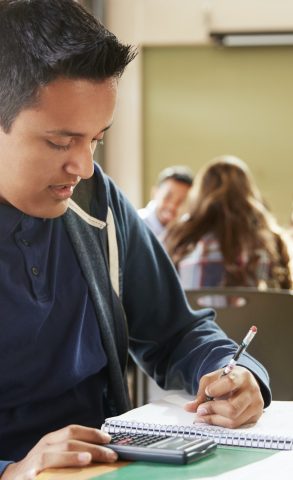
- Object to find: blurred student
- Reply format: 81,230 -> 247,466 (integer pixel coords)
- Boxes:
286,205 -> 293,278
165,155 -> 292,290
138,166 -> 193,238
288,204 -> 293,240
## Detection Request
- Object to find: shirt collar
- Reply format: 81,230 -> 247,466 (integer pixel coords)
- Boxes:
0,203 -> 25,241
144,201 -> 166,238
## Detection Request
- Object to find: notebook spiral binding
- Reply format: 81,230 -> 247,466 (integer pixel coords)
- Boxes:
103,419 -> 293,451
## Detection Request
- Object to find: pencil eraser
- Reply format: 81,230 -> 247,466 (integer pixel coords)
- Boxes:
250,325 -> 257,333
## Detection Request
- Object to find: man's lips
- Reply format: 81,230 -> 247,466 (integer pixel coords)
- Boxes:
48,183 -> 78,200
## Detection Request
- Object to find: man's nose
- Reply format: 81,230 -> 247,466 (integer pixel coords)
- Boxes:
64,145 -> 95,179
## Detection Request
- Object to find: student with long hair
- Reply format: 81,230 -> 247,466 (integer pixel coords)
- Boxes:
165,155 -> 292,290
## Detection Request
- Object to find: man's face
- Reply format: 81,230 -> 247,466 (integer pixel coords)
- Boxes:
153,178 -> 190,226
0,77 -> 117,218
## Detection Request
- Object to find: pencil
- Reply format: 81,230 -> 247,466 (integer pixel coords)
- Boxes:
205,325 -> 257,401
222,325 -> 257,376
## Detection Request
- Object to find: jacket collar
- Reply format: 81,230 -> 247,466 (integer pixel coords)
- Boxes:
71,163 -> 108,224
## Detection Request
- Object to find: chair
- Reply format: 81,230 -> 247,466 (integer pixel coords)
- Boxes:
185,287 -> 293,401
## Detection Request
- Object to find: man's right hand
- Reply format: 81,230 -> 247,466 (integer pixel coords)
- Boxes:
2,425 -> 117,479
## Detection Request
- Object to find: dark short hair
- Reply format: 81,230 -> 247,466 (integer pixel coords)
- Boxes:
157,166 -> 194,187
0,0 -> 137,132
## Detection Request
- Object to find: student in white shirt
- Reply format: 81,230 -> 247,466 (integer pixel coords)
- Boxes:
138,166 -> 193,239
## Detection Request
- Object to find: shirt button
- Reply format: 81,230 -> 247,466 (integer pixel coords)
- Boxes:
31,266 -> 39,276
21,239 -> 31,247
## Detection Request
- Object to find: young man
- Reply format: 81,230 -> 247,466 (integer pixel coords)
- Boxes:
0,1 -> 269,478
138,166 -> 193,239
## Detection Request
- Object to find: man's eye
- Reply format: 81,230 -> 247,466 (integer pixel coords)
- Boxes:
47,140 -> 71,151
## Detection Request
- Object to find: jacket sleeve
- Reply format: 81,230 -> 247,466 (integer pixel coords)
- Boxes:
0,461 -> 13,476
108,181 -> 271,407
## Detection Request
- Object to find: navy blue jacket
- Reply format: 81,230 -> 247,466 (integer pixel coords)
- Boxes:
64,165 -> 271,407
0,165 -> 271,474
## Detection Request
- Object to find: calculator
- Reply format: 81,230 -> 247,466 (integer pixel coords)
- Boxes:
106,432 -> 217,464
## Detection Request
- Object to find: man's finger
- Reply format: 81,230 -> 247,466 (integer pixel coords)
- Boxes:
36,451 -> 93,470
195,406 -> 262,429
50,440 -> 118,463
44,425 -> 111,446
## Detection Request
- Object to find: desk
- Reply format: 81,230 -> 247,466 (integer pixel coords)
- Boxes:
36,462 -> 127,480
35,449 -> 293,480
36,397 -> 293,479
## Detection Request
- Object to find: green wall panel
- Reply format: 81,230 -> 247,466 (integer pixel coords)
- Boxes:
143,46 -> 293,225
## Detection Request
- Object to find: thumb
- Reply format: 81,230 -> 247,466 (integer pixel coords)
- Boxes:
184,390 -> 207,413
184,371 -> 221,412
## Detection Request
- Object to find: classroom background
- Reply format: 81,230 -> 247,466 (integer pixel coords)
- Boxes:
81,0 -> 293,227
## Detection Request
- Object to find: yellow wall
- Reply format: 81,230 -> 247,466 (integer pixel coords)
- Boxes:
143,46 -> 293,225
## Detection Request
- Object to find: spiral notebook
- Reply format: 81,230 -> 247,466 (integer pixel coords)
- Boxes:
102,393 -> 293,451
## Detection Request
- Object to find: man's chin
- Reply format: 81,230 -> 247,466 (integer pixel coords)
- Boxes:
20,202 -> 69,219
39,205 -> 69,219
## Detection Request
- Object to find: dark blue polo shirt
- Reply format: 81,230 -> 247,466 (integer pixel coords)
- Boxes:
0,204 -> 108,462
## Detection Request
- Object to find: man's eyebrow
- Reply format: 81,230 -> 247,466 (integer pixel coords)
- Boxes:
45,125 -> 112,137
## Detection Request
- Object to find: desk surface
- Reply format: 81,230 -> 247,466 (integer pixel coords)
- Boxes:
35,447 -> 275,480
37,462 -> 127,480
35,451 -> 293,480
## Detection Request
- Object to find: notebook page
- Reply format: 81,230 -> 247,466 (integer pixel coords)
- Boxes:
105,393 -> 293,440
